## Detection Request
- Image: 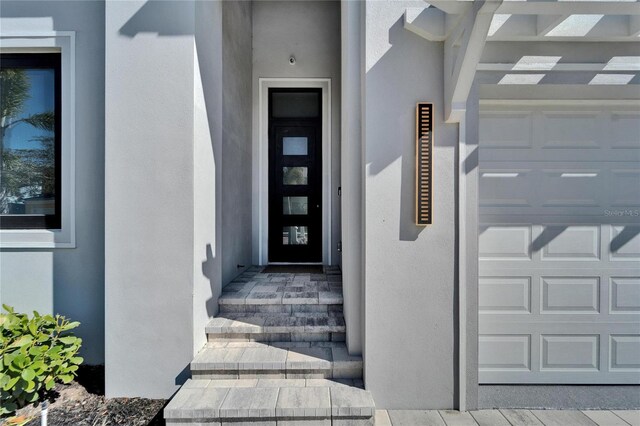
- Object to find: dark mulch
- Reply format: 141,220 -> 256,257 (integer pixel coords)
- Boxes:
4,365 -> 166,426
24,396 -> 166,426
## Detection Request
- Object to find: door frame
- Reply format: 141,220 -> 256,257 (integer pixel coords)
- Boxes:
255,78 -> 332,265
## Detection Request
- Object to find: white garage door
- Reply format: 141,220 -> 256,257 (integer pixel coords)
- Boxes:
478,103 -> 640,384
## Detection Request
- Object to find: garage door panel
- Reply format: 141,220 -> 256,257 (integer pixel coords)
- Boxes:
479,335 -> 531,371
479,104 -> 640,384
542,112 -> 600,149
610,226 -> 640,261
539,170 -> 601,208
480,111 -> 532,149
610,112 -> 640,149
480,163 -> 638,217
480,107 -> 640,163
610,170 -> 640,207
541,335 -> 600,371
479,170 -> 532,207
479,226 -> 532,259
610,335 -> 640,370
479,277 -> 531,313
540,226 -> 601,261
541,277 -> 600,313
610,277 -> 640,313
480,321 -> 640,334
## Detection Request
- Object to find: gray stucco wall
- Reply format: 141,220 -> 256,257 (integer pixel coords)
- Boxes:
340,0 -> 364,356
251,0 -> 341,266
363,0 -> 459,409
106,0 -> 232,398
222,0 -> 253,286
193,0 -> 224,359
0,1 -> 105,365
105,0 -> 198,398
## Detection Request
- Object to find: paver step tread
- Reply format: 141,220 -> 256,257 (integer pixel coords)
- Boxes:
206,314 -> 346,334
164,379 -> 374,422
191,341 -> 362,378
219,286 -> 344,306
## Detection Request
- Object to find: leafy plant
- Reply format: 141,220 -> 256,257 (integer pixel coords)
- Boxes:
0,304 -> 83,417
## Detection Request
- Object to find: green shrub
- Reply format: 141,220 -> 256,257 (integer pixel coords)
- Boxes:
0,304 -> 83,416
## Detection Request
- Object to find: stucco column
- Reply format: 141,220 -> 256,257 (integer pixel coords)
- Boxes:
460,80 -> 481,410
363,0 -> 459,409
341,0 -> 364,356
105,0 -> 198,398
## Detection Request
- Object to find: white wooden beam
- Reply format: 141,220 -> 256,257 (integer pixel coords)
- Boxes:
426,0 -> 471,15
485,12 -> 638,41
479,84 -> 640,102
404,7 -> 447,41
477,62 -> 640,72
537,14 -> 569,36
488,34 -> 639,42
630,15 -> 640,36
444,0 -> 502,123
497,1 -> 640,16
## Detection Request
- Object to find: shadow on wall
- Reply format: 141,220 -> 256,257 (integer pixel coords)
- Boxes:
365,16 -> 462,243
202,244 -> 219,317
119,1 -> 195,37
364,11 -> 460,406
117,0 -> 222,387
117,0 -> 221,312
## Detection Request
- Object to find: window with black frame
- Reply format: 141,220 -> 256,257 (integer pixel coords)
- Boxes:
0,53 -> 61,229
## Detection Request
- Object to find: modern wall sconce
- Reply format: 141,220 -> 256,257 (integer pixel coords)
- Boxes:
416,102 -> 433,226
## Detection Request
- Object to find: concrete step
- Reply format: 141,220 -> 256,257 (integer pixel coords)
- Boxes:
164,378 -> 375,426
220,303 -> 344,315
206,315 -> 346,343
191,341 -> 362,379
219,283 -> 344,307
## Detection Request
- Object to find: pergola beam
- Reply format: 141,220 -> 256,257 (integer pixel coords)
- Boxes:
497,1 -> 640,16
486,13 -> 639,41
427,0 -> 472,15
477,62 -> 640,72
444,0 -> 503,123
404,7 -> 447,41
537,14 -> 569,36
630,15 -> 640,36
405,4 -> 469,41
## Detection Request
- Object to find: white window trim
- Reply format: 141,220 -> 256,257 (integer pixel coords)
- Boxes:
0,32 -> 76,248
255,78 -> 332,265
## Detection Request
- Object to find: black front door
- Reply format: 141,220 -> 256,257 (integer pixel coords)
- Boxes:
268,88 -> 322,263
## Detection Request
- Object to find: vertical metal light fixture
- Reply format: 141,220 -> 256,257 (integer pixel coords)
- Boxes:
416,102 -> 433,225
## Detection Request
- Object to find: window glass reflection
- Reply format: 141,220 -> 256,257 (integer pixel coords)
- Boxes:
283,167 -> 308,185
283,137 -> 308,156
282,226 -> 308,245
0,68 -> 56,215
283,196 -> 308,215
272,92 -> 319,118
